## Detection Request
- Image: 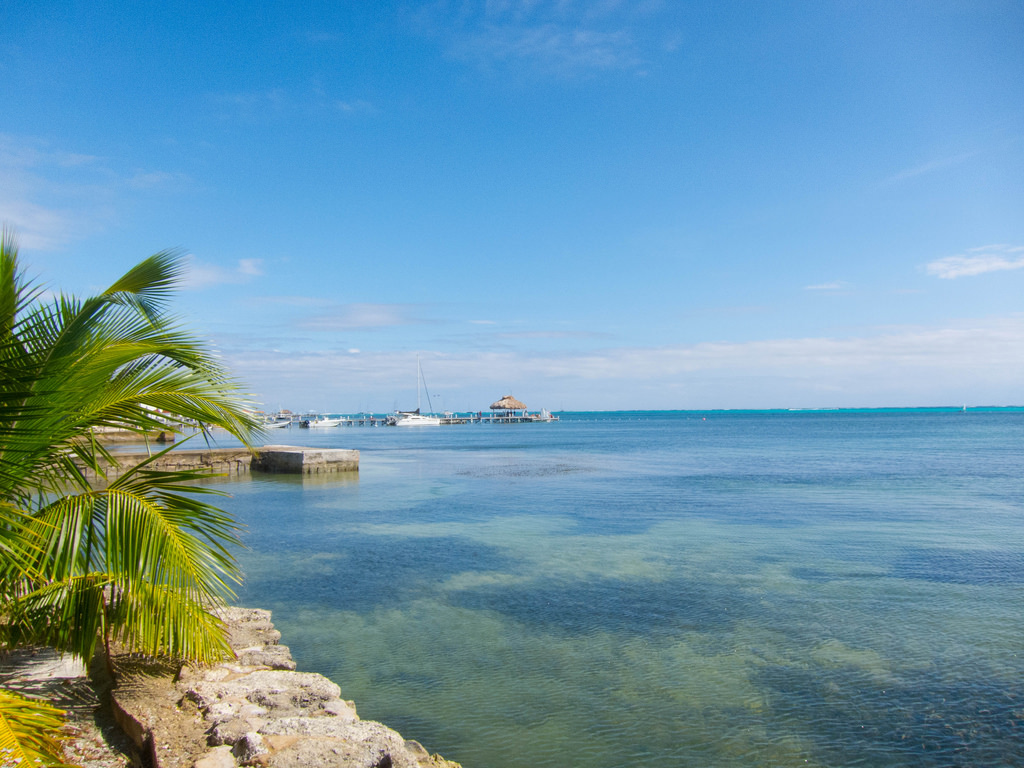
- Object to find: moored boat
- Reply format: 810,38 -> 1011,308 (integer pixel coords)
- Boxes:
301,416 -> 342,427
389,355 -> 440,426
389,409 -> 442,427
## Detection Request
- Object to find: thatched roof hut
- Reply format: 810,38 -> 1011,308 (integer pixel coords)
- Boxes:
490,395 -> 527,411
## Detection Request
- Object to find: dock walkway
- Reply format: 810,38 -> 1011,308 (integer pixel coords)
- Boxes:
76,445 -> 359,480
280,413 -> 558,428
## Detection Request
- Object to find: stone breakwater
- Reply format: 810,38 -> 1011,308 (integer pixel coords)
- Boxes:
75,445 -> 359,480
110,607 -> 459,768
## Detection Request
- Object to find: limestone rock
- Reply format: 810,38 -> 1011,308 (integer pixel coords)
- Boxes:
185,670 -> 341,716
231,732 -> 268,762
109,608 -> 460,768
235,643 -> 296,671
208,716 -> 267,747
193,745 -> 235,768
258,720 -> 425,768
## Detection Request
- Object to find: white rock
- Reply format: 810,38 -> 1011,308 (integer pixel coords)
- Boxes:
193,744 -> 236,768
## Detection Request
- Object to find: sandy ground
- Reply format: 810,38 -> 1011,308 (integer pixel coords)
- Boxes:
0,648 -> 133,768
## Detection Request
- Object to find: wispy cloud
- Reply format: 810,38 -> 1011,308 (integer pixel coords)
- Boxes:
210,87 -> 377,120
883,150 -> 978,185
926,244 -> 1024,279
335,99 -> 376,114
411,0 -> 670,76
0,134 -> 103,170
455,23 -> 638,72
210,88 -> 289,111
0,198 -> 81,251
183,256 -> 265,289
804,281 -> 849,291
248,295 -> 336,308
299,303 -> 424,331
223,315 -> 1024,411
497,330 -> 609,340
237,258 -> 264,276
126,170 -> 190,190
0,134 -> 187,251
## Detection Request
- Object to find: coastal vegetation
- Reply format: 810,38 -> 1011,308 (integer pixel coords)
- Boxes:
0,228 -> 260,765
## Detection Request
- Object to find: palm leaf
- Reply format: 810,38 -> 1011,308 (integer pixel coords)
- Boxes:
0,688 -> 76,768
0,575 -> 110,662
1,230 -> 257,669
11,471 -> 241,661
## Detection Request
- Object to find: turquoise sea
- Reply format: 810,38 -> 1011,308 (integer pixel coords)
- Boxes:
210,410 -> 1024,767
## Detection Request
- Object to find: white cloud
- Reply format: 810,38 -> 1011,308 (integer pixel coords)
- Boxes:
0,197 -> 79,250
224,315 -> 1024,411
209,88 -> 376,121
250,295 -> 335,308
412,0 -> 669,76
497,330 -> 608,340
459,23 -> 638,71
926,244 -> 1024,279
336,99 -> 375,114
237,259 -> 264,277
0,133 -> 188,252
883,150 -> 978,185
211,89 -> 288,111
804,281 -> 848,291
183,257 -> 265,289
299,303 -> 419,331
0,134 -> 103,170
126,170 -> 190,190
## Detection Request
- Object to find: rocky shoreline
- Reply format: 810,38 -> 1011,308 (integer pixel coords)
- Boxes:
3,608 -> 460,768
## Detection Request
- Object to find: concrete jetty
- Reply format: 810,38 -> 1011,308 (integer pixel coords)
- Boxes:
77,445 -> 358,480
252,445 -> 359,474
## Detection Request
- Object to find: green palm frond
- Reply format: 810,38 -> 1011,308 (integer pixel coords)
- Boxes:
0,688 -> 76,768
7,571 -> 234,664
0,238 -> 260,507
102,249 -> 182,321
0,231 -> 258,669
0,575 -> 110,662
104,579 -> 235,662
8,467 -> 241,661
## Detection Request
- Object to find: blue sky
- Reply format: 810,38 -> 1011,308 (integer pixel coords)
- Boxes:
3,1 -> 1023,411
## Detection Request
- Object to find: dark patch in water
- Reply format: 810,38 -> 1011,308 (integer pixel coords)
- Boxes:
756,665 -> 1024,767
456,462 -> 591,478
448,577 -> 750,636
239,535 -> 514,612
791,566 -> 884,582
892,548 -> 1024,585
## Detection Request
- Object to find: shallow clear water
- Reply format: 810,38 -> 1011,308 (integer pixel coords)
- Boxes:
211,410 -> 1024,767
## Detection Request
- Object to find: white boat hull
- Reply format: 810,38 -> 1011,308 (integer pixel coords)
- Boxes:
393,413 -> 441,427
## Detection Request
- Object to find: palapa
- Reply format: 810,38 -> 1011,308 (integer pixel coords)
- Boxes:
490,395 -> 527,411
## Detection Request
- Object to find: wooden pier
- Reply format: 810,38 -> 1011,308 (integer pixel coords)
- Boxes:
435,413 -> 558,425
277,412 -> 559,428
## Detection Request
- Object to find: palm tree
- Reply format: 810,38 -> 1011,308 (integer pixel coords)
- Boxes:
0,689 -> 76,768
0,227 -> 263,764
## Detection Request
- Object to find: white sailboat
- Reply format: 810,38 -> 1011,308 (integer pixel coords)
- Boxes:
391,356 -> 441,426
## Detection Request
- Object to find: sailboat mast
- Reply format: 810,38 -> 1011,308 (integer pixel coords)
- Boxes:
416,354 -> 435,415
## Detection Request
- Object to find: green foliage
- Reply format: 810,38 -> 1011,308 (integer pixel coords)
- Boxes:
0,689 -> 76,767
0,226 -> 264,764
